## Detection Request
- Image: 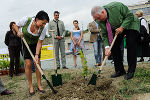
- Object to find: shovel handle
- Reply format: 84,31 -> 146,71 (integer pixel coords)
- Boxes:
22,37 -> 44,75
49,30 -> 57,71
99,34 -> 118,71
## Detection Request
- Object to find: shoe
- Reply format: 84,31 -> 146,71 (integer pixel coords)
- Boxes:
37,88 -> 46,93
1,89 -> 14,95
124,72 -> 134,80
29,91 -> 35,96
95,63 -> 101,67
111,61 -> 114,64
137,59 -> 144,62
62,66 -> 68,69
57,67 -> 60,70
74,65 -> 77,68
9,75 -> 13,79
15,73 -> 21,76
111,71 -> 126,78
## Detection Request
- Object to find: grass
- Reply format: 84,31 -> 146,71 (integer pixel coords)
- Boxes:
118,67 -> 150,99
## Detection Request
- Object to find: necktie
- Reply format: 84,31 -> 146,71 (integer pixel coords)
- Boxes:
56,21 -> 60,36
106,19 -> 113,45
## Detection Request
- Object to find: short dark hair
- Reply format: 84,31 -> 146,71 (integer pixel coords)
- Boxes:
54,11 -> 60,15
9,22 -> 16,30
35,10 -> 49,22
73,20 -> 80,30
73,20 -> 78,24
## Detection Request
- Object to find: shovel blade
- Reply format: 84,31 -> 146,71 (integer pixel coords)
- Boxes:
88,74 -> 97,85
51,74 -> 62,87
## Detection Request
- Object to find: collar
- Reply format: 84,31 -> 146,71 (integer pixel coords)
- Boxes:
139,17 -> 143,19
53,19 -> 59,22
104,8 -> 109,20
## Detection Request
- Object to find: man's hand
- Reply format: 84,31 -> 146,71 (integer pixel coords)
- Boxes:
105,48 -> 111,56
115,27 -> 124,35
55,36 -> 62,40
17,31 -> 23,38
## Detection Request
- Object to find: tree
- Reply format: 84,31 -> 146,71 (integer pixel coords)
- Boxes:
65,30 -> 71,37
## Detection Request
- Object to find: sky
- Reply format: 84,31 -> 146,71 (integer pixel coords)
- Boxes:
0,0 -> 147,48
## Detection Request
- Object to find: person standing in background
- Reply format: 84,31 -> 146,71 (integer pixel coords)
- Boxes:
136,10 -> 150,62
88,18 -> 103,66
49,11 -> 68,69
4,22 -> 22,78
70,20 -> 85,68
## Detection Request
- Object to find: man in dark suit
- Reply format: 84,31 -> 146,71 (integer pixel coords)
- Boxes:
91,2 -> 140,80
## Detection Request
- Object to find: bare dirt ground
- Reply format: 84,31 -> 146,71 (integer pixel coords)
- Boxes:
0,63 -> 150,100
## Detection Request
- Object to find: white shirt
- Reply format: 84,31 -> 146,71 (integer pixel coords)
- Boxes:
16,16 -> 47,40
139,17 -> 149,34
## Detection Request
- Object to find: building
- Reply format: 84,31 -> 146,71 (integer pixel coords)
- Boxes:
128,2 -> 150,22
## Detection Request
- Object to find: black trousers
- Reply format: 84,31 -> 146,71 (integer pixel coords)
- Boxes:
8,46 -> 21,76
111,29 -> 138,73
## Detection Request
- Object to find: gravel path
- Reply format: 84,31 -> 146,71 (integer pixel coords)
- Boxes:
41,48 -> 150,70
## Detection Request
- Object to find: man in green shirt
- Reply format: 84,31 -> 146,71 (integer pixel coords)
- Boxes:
91,2 -> 140,80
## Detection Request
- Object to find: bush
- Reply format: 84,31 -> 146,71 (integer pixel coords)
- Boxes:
0,58 -> 10,70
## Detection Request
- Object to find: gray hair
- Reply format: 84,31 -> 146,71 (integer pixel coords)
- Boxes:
91,6 -> 104,16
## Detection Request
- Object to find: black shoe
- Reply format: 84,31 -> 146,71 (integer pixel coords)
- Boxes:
124,72 -> 134,80
137,59 -> 144,62
9,75 -> 13,79
1,89 -> 14,95
111,71 -> 126,78
29,91 -> 35,96
111,61 -> 114,64
37,88 -> 46,93
62,66 -> 68,69
57,67 -> 60,70
15,73 -> 21,76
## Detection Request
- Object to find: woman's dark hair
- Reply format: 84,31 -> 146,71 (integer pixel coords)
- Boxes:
73,20 -> 80,30
35,10 -> 49,22
9,22 -> 16,30
54,11 -> 60,15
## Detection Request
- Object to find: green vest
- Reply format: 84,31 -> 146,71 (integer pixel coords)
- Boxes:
22,17 -> 44,44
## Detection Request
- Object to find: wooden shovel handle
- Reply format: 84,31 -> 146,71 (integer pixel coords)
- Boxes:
99,34 -> 118,70
22,37 -> 44,75
49,30 -> 57,70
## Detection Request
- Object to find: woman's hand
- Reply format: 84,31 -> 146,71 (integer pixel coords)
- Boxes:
34,55 -> 40,64
76,41 -> 80,46
73,41 -> 76,46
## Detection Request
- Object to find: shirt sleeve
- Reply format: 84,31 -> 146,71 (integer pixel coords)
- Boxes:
16,16 -> 28,27
39,24 -> 47,40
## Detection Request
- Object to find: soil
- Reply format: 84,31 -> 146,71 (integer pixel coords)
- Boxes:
1,63 -> 150,100
40,76 -> 115,100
